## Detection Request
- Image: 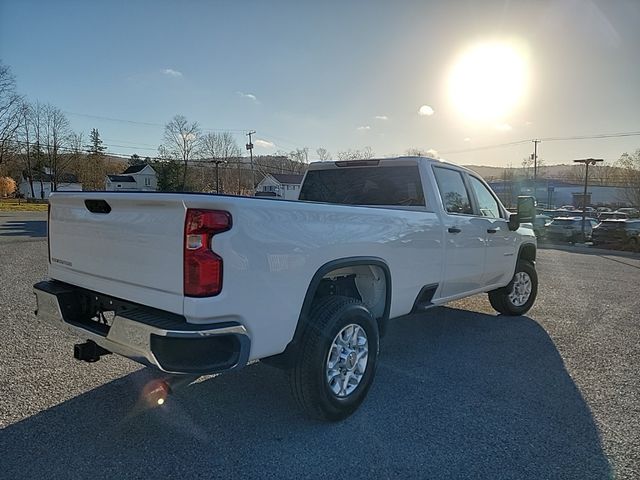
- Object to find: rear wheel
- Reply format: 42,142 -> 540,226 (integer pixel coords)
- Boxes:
288,296 -> 379,421
488,260 -> 538,315
629,237 -> 639,252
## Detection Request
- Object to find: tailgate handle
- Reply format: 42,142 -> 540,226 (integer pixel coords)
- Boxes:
85,199 -> 112,214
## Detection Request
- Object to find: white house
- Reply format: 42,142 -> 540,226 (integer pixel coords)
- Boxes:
256,173 -> 304,200
105,164 -> 158,191
19,170 -> 82,199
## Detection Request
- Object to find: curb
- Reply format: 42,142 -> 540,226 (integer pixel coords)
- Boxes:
539,242 -> 640,259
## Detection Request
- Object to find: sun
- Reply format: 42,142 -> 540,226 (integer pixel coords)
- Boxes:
448,41 -> 529,122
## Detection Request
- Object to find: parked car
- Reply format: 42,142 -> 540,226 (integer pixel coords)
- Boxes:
592,220 -> 640,251
615,207 -> 639,219
33,156 -> 538,421
545,217 -> 598,243
560,205 -> 575,210
532,214 -> 552,238
542,209 -> 567,219
599,211 -> 629,221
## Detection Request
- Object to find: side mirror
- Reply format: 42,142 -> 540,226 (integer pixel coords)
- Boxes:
517,196 -> 536,223
508,213 -> 520,231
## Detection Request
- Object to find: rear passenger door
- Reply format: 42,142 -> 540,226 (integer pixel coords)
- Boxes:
433,167 -> 487,298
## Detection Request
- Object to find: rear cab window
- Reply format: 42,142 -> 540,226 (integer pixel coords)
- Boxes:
298,165 -> 425,207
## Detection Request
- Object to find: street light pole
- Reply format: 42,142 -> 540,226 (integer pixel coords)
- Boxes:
573,158 -> 603,241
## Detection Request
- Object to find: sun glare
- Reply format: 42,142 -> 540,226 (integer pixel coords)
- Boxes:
448,41 -> 529,122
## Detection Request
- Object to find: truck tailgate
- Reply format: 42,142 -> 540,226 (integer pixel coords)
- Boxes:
48,193 -> 186,314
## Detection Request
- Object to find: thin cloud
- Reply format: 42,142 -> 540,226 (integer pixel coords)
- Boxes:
426,148 -> 440,158
162,68 -> 183,78
254,139 -> 275,148
495,123 -> 513,132
374,115 -> 388,120
357,125 -> 371,131
463,137 -> 472,142
418,105 -> 434,116
237,91 -> 259,102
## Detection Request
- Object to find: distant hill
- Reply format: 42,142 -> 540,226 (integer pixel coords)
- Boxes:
463,163 -> 628,187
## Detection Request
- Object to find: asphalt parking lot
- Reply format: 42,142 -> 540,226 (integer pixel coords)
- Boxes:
1,211 -> 639,479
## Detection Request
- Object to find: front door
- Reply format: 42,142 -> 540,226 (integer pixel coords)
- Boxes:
467,175 -> 517,286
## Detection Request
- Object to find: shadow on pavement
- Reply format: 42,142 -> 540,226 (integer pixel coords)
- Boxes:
0,307 -> 611,479
0,220 -> 47,238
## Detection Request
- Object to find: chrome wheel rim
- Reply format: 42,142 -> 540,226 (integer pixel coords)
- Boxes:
326,324 -> 369,398
509,271 -> 532,307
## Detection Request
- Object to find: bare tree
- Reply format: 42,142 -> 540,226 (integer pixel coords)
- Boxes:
405,148 -> 426,156
288,147 -> 309,164
0,62 -> 23,165
618,149 -> 640,206
521,154 -> 534,179
160,115 -> 202,190
43,104 -> 72,191
200,132 -> 242,193
336,146 -> 375,160
201,131 -> 241,160
30,102 -> 46,198
316,147 -> 331,162
18,101 -> 35,197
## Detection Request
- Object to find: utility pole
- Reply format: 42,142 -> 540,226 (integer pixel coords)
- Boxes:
532,139 -> 540,201
213,159 -> 226,194
246,131 -> 256,195
573,158 -> 603,242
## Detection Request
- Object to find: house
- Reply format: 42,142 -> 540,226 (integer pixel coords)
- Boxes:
105,164 -> 157,191
19,170 -> 82,199
256,173 -> 304,200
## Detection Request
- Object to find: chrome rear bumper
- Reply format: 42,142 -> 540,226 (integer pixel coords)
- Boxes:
34,280 -> 250,375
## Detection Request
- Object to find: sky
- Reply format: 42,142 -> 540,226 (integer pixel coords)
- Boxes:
1,0 -> 639,167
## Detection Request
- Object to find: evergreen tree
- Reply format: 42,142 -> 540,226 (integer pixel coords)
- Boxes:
86,128 -> 106,155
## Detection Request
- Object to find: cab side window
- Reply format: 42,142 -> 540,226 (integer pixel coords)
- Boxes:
468,176 -> 501,219
433,167 -> 473,215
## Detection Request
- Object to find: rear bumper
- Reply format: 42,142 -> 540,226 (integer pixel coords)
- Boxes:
33,280 -> 250,375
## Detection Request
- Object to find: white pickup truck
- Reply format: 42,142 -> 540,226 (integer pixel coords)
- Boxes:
34,156 -> 537,420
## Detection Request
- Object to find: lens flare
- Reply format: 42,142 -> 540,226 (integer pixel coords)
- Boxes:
142,379 -> 170,408
448,41 -> 529,122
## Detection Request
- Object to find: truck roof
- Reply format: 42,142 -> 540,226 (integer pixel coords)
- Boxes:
306,156 -> 474,174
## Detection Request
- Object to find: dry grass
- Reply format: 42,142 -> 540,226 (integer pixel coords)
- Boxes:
0,198 -> 48,212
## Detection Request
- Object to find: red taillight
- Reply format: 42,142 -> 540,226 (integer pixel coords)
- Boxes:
184,209 -> 231,297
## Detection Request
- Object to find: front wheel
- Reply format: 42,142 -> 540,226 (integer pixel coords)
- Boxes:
288,296 -> 379,421
488,260 -> 538,315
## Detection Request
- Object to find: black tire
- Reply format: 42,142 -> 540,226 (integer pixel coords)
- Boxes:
288,296 -> 379,421
488,260 -> 538,316
629,237 -> 639,253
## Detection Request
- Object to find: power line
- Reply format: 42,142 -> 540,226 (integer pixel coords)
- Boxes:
440,130 -> 640,155
63,110 -> 247,133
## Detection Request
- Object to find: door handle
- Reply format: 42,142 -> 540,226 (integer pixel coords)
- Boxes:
487,228 -> 498,234
448,227 -> 462,234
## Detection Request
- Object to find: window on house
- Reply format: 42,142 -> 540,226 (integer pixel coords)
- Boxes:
144,177 -> 150,186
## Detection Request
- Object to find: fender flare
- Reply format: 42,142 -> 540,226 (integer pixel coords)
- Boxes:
264,256 -> 392,368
